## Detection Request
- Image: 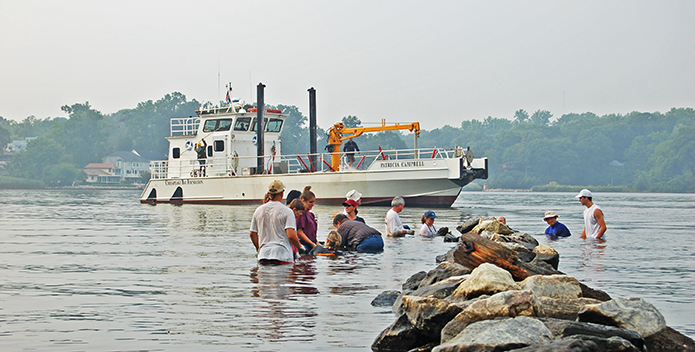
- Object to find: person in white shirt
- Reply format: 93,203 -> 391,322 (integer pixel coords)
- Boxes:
250,180 -> 303,264
576,189 -> 607,240
419,210 -> 438,237
385,196 -> 413,237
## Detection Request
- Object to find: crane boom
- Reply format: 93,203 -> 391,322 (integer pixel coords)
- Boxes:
327,122 -> 421,171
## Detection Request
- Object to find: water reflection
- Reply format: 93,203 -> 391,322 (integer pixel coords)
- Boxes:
249,262 -> 319,342
578,238 -> 607,274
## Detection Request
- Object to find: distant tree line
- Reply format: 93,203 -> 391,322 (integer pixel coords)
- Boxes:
1,94 -> 693,192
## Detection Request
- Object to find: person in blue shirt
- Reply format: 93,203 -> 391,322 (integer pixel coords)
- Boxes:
543,211 -> 571,239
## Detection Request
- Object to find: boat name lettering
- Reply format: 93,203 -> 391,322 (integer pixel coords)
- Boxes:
380,161 -> 425,168
165,179 -> 204,186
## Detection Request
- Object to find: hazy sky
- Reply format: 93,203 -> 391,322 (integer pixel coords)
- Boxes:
1,1 -> 693,129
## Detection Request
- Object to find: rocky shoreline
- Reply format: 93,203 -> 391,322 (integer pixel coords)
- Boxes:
370,217 -> 695,352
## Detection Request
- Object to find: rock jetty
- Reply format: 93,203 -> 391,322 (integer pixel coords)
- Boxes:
371,217 -> 695,352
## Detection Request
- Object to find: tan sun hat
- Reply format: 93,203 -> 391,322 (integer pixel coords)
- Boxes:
543,211 -> 558,220
268,180 -> 285,195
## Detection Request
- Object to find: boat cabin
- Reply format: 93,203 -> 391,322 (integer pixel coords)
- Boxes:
163,104 -> 286,178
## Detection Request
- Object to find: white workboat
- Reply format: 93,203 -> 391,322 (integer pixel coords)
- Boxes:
140,101 -> 488,207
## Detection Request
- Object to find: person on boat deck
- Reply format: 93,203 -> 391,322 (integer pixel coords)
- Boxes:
250,180 -> 304,265
195,139 -> 207,176
419,210 -> 438,237
296,186 -> 318,254
542,211 -> 571,239
309,231 -> 344,256
385,196 -> 413,237
343,139 -> 360,168
343,199 -> 365,223
333,214 -> 384,253
576,189 -> 607,240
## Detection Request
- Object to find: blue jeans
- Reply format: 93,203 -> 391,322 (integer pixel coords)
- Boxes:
356,235 -> 384,253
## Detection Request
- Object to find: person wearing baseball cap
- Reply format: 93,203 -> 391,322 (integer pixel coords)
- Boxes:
250,180 -> 304,264
345,189 -> 362,206
575,189 -> 607,240
343,199 -> 365,223
542,211 -> 571,239
419,210 -> 438,237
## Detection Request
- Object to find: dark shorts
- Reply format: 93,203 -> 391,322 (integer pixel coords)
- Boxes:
346,154 -> 355,163
356,234 -> 384,253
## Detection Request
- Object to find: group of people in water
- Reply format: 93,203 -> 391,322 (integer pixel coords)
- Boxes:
250,180 -> 607,265
249,180 -> 445,265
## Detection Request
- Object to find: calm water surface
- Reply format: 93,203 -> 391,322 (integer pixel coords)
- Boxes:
0,189 -> 693,350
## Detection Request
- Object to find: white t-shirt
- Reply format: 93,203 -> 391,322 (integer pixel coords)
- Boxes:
385,208 -> 405,236
250,201 -> 297,262
419,223 -> 437,237
583,203 -> 604,239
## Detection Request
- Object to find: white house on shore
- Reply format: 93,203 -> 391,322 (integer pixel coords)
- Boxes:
83,150 -> 152,184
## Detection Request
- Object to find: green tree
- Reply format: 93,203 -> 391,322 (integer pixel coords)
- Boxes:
7,138 -> 75,181
50,102 -> 109,167
530,110 -> 552,125
0,123 -> 10,150
513,109 -> 529,124
342,115 -> 362,128
43,162 -> 85,185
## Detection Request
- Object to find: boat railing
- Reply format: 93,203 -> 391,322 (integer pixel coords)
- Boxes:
149,146 -> 462,179
170,117 -> 200,136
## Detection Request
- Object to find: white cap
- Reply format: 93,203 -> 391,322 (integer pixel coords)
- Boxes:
575,189 -> 592,198
346,189 -> 362,201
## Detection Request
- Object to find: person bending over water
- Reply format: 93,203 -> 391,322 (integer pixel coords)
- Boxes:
334,214 -> 384,253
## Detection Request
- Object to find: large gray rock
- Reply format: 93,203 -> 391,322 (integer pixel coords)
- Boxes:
450,263 -> 520,300
540,317 -> 645,351
537,297 -> 601,320
371,313 -> 436,352
512,335 -> 642,352
403,271 -> 428,292
441,290 -> 542,342
403,296 -> 464,337
578,297 -> 666,338
436,245 -> 458,264
471,218 -> 514,235
434,316 -> 553,352
519,274 -> 582,300
372,290 -> 401,307
533,244 -> 560,269
419,262 -> 471,288
456,218 -> 480,235
644,326 -> 695,352
393,275 -> 467,314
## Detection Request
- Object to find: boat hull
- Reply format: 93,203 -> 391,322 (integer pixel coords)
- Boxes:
140,165 -> 468,207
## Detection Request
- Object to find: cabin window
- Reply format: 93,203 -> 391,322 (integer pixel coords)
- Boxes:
234,117 -> 251,131
217,119 -> 232,131
250,118 -> 268,132
172,148 -> 180,158
266,118 -> 283,133
214,140 -> 224,152
207,145 -> 213,157
203,120 -> 218,132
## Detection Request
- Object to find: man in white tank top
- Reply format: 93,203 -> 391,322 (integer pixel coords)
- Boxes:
575,189 -> 607,240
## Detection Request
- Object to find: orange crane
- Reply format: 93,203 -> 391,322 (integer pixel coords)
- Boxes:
327,121 -> 421,171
